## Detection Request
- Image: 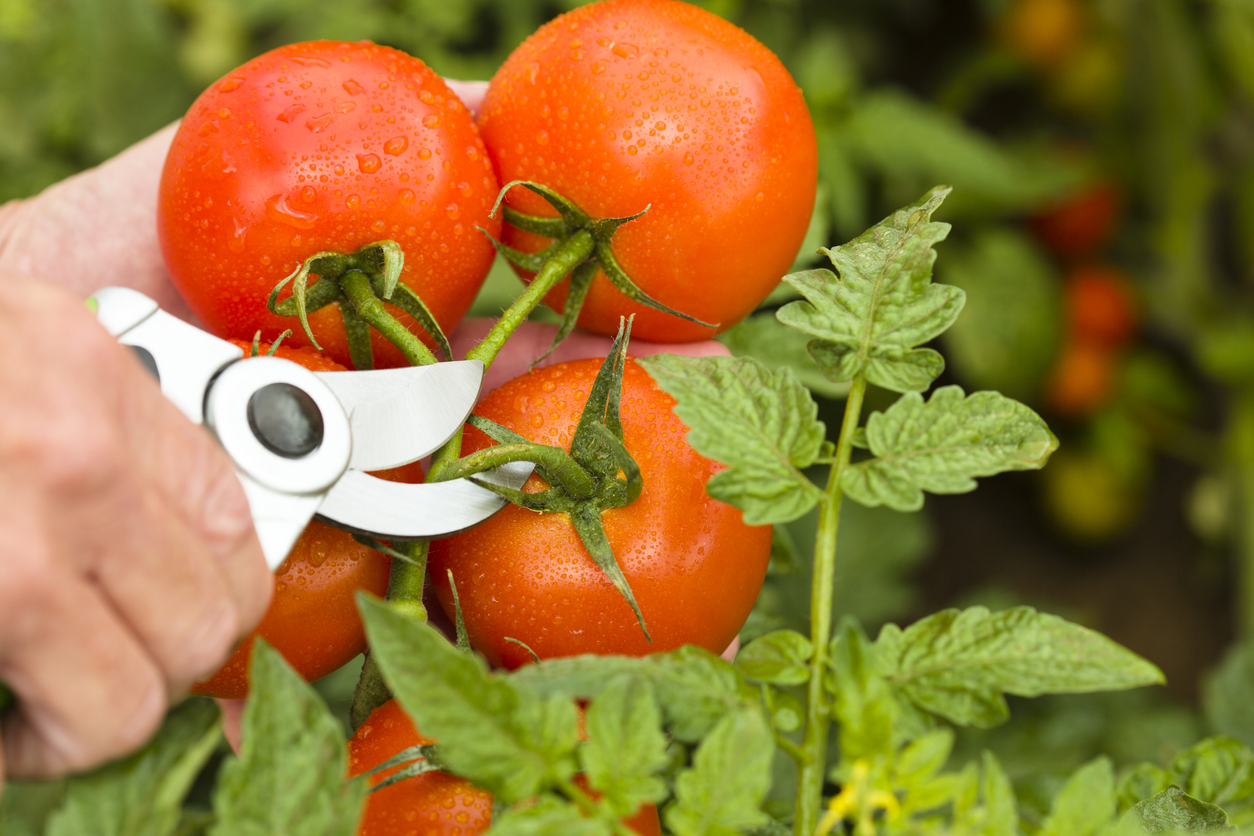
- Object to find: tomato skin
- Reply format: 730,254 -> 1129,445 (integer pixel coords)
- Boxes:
159,40 -> 500,368
191,342 -> 419,699
1065,265 -> 1138,348
1030,182 -> 1121,257
428,357 -> 772,669
478,0 -> 817,342
348,700 -> 660,836
348,699 -> 493,836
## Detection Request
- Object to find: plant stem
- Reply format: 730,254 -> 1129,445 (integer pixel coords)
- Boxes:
386,541 -> 429,622
436,441 -> 594,500
340,270 -> 437,367
429,229 -> 596,476
794,375 -> 867,836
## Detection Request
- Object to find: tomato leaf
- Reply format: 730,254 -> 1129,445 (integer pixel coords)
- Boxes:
1168,737 -> 1254,809
1205,638 -> 1254,751
359,596 -> 579,803
487,795 -> 612,836
1118,764 -> 1174,812
43,699 -> 220,836
736,630 -> 814,686
718,312 -> 852,400
637,354 -> 826,525
664,707 -> 774,836
1128,786 -> 1232,833
209,640 -> 365,836
826,618 -> 906,767
776,186 -> 963,393
1038,757 -> 1117,836
841,385 -> 1058,512
580,676 -> 669,817
511,646 -> 753,744
875,607 -> 1166,729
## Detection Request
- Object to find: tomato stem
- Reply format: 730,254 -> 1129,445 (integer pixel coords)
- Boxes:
794,375 -> 867,836
436,441 -> 596,500
340,270 -> 438,367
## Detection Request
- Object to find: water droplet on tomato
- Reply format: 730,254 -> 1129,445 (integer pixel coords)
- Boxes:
422,114 -> 440,128
342,79 -> 364,95
336,101 -> 356,114
290,54 -> 331,68
218,107 -> 232,119
535,130 -> 549,146
305,112 -> 336,132
229,218 -> 248,253
383,136 -> 407,156
300,185 -> 317,203
372,219 -> 385,233
591,60 -> 607,75
627,145 -> 638,156
446,203 -> 460,220
612,42 -> 639,59
398,188 -> 415,205
683,152 -> 695,165
219,77 -> 244,93
197,121 -> 219,137
418,89 -> 434,104
334,164 -> 344,175
346,193 -> 361,209
357,153 -> 381,174
418,147 -> 431,160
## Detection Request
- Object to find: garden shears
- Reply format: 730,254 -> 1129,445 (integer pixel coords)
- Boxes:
89,286 -> 533,570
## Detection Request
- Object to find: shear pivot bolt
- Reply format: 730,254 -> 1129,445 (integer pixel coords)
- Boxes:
247,383 -> 324,458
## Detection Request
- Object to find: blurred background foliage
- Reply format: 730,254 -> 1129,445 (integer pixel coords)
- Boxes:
11,0 -> 1254,809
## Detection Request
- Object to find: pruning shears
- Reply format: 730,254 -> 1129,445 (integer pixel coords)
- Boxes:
90,286 -> 533,569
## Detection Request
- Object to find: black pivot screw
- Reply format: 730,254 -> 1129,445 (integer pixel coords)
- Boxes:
247,383 -> 324,458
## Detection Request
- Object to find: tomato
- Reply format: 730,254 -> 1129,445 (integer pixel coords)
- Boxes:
1042,449 -> 1138,543
347,700 -> 660,836
1043,338 -> 1116,418
999,0 -> 1086,69
192,341 -> 420,699
158,40 -> 500,368
1030,182 -> 1121,257
477,0 -> 817,343
1064,265 -> 1138,348
428,357 -> 772,669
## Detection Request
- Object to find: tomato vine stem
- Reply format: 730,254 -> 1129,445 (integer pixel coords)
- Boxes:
340,270 -> 438,367
795,374 -> 867,836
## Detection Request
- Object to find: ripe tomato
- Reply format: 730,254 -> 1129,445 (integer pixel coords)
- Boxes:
428,357 -> 772,669
1030,182 -> 1121,257
477,0 -> 817,343
1043,338 -> 1116,418
348,700 -> 660,836
159,40 -> 500,368
1064,265 -> 1138,347
999,0 -> 1086,69
192,341 -> 420,699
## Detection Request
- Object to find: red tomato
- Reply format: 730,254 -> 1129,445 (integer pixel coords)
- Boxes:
428,357 -> 772,669
477,0 -> 817,343
347,700 -> 661,836
1065,265 -> 1138,347
192,341 -> 419,699
1044,338 -> 1116,418
1030,182 -> 1121,257
158,40 -> 500,368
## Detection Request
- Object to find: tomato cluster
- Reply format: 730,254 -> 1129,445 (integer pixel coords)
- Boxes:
159,0 -> 796,827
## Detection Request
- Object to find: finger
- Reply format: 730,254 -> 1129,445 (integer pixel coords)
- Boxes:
444,79 -> 488,117
217,699 -> 246,755
0,539 -> 165,779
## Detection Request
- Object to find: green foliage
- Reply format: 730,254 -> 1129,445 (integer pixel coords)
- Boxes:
718,313 -> 851,400
841,386 -> 1058,512
776,187 -> 962,394
666,708 -> 775,836
1205,639 -> 1254,751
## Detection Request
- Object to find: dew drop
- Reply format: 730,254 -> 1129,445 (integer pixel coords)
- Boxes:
346,193 -> 361,209
422,114 -> 440,128
218,107 -> 232,119
333,164 -> 344,175
342,79 -> 364,95
446,203 -> 460,219
336,100 -> 356,114
276,103 -> 306,123
305,112 -> 336,132
418,147 -> 431,160
383,136 -> 408,156
535,129 -> 549,146
372,219 -> 385,233
612,42 -> 639,59
219,77 -> 244,93
591,60 -> 607,75
357,153 -> 381,174
398,188 -> 415,205
300,185 -> 317,203
265,193 -> 318,229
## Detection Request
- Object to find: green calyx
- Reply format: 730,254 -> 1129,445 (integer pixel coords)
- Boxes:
266,240 -> 450,368
485,180 -> 717,361
442,319 -> 652,641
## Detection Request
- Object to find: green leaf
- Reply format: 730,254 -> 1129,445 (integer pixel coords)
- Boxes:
828,618 -> 902,765
359,596 -> 578,803
1169,737 -> 1254,807
637,354 -> 825,524
981,750 -> 1020,835
487,795 -> 612,836
209,641 -> 364,836
1120,765 -> 1175,812
580,676 -> 669,817
876,607 -> 1166,728
665,707 -> 774,836
939,229 -> 1062,401
1039,757 -> 1117,836
510,646 -> 751,743
1205,639 -> 1254,750
894,728 -> 955,788
1,781 -> 67,836
43,700 -> 220,836
776,187 -> 962,393
718,313 -> 851,399
735,630 -> 814,686
1130,787 -> 1232,833
842,386 -> 1058,512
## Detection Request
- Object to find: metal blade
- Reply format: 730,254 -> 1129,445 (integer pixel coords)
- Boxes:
314,360 -> 484,471
236,472 -> 324,570
315,462 -> 534,539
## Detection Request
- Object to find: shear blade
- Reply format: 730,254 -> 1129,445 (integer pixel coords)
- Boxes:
315,462 -> 535,540
315,360 -> 484,472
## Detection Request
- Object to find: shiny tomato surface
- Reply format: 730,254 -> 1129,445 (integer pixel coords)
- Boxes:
428,356 -> 772,669
159,40 -> 500,367
478,0 -> 817,342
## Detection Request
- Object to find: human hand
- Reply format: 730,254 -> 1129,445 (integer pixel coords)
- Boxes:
0,279 -> 272,781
